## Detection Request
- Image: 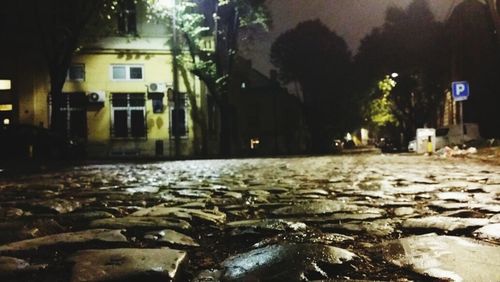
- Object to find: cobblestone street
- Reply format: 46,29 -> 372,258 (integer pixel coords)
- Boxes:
0,154 -> 499,281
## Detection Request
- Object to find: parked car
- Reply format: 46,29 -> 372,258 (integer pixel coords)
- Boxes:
377,137 -> 401,153
0,124 -> 85,160
332,139 -> 344,153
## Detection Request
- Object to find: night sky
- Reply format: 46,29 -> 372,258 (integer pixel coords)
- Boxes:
242,0 -> 459,75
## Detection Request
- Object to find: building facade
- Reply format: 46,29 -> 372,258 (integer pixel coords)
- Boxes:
1,0 -> 208,158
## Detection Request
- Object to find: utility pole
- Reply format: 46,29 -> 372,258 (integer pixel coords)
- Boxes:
172,0 -> 181,158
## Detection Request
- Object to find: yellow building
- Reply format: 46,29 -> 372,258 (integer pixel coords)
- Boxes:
3,0 -> 207,158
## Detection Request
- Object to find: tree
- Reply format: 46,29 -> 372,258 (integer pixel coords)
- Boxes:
448,0 -> 500,137
32,0 -> 116,133
355,0 -> 449,140
148,0 -> 270,156
486,0 -> 500,44
365,76 -> 398,128
270,20 -> 354,152
28,0 -> 269,156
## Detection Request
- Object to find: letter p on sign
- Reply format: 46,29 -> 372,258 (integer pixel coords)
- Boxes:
452,81 -> 469,102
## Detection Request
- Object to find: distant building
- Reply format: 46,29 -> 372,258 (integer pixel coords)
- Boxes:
229,58 -> 308,156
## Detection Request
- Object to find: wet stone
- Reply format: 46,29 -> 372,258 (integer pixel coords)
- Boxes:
429,201 -> 500,213
0,256 -> 47,273
322,219 -> 396,237
271,199 -> 358,216
390,185 -> 440,195
58,211 -> 115,222
30,198 -> 83,214
223,191 -> 243,199
402,216 -> 490,232
226,219 -> 307,235
124,186 -> 160,194
131,206 -> 226,225
145,229 -> 199,247
291,210 -> 386,223
253,232 -> 355,248
393,207 -> 415,217
482,184 -> 500,194
490,214 -> 500,222
69,248 -> 187,282
90,217 -> 191,231
0,218 -> 66,244
0,229 -> 127,253
174,189 -> 212,198
0,208 -> 25,218
442,209 -> 486,218
435,192 -> 472,202
248,190 -> 271,197
382,233 -> 500,282
294,188 -> 330,196
379,201 -> 415,207
220,243 -> 357,281
473,224 -> 500,243
429,202 -> 471,211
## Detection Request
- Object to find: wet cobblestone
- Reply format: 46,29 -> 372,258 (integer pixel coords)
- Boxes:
0,154 -> 499,281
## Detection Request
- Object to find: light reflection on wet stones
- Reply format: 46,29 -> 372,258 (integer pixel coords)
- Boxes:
68,248 -> 187,282
0,155 -> 498,280
219,243 -> 357,281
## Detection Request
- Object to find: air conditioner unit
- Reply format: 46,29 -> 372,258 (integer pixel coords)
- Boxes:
87,91 -> 106,103
148,82 -> 167,93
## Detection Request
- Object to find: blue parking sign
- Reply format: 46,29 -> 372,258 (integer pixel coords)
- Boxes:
451,81 -> 469,101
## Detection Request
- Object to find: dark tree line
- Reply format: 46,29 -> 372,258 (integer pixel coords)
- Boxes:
271,20 -> 356,153
270,0 -> 500,152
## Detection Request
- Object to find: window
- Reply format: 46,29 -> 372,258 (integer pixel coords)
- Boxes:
111,65 -> 143,81
117,0 -> 137,35
67,64 -> 85,81
169,92 -> 188,137
148,92 -> 164,113
57,93 -> 87,139
111,93 -> 146,138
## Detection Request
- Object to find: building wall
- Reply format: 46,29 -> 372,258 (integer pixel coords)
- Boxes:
25,49 -> 204,158
2,0 -> 209,158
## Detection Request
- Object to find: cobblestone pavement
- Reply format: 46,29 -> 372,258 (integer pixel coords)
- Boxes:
0,154 -> 499,281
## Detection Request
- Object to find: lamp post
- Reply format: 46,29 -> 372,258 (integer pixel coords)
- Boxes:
157,0 -> 181,157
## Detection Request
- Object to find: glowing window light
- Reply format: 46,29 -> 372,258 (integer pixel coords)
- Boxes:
0,80 -> 11,90
0,104 -> 13,111
250,138 -> 260,149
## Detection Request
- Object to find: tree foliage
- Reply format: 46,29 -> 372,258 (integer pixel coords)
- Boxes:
31,0 -> 115,132
355,0 -> 449,139
147,0 -> 270,155
270,20 -> 354,152
25,0 -> 270,154
365,76 -> 398,127
448,0 -> 500,137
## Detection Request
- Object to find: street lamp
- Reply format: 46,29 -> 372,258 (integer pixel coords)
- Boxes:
156,0 -> 181,157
